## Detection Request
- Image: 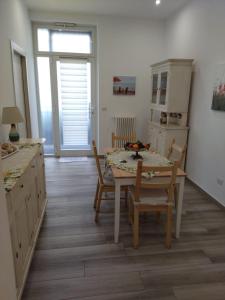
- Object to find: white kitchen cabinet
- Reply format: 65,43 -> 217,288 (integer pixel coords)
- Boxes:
148,121 -> 188,156
149,59 -> 193,164
2,139 -> 46,299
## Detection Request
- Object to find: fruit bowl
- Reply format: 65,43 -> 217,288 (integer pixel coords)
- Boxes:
124,141 -> 150,160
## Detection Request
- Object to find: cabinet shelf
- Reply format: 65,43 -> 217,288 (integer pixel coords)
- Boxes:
149,121 -> 189,131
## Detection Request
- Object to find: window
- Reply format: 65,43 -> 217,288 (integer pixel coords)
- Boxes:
37,27 -> 92,54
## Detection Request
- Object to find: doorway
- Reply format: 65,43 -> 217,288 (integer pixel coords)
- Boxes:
55,58 -> 93,156
34,23 -> 97,156
11,41 -> 32,138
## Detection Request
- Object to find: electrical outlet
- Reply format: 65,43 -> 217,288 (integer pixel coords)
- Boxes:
216,178 -> 224,186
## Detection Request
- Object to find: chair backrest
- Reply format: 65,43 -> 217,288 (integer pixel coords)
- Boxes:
112,132 -> 136,148
167,139 -> 187,169
92,140 -> 104,185
134,160 -> 178,204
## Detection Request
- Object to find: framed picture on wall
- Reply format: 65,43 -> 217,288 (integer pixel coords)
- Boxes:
212,64 -> 225,111
113,76 -> 136,95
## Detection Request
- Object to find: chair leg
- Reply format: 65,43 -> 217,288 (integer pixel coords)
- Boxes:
133,207 -> 139,249
95,186 -> 103,223
93,181 -> 99,209
165,207 -> 173,249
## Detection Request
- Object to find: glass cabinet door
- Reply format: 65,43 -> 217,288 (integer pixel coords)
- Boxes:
159,72 -> 168,105
151,74 -> 158,104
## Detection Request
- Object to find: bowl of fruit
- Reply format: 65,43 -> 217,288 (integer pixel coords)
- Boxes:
124,141 -> 150,160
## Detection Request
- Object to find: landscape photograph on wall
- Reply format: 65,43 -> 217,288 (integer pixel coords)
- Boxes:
113,76 -> 136,95
212,64 -> 225,111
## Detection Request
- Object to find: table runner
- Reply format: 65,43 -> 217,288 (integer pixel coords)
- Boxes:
106,150 -> 171,176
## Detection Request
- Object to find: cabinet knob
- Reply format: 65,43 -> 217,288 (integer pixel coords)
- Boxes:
31,165 -> 35,168
19,242 -> 22,249
20,184 -> 24,188
16,252 -> 19,259
40,153 -> 43,156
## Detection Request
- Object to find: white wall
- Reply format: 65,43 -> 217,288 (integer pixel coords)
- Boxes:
166,0 -> 225,205
30,11 -> 166,149
0,0 -> 39,141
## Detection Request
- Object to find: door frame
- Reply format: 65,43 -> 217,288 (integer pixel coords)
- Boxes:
32,22 -> 97,157
10,40 -> 32,138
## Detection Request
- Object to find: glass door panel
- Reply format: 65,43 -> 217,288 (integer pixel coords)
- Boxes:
36,57 -> 54,155
151,74 -> 158,104
56,59 -> 92,153
159,72 -> 168,105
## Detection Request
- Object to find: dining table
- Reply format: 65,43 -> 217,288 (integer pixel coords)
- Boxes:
104,148 -> 186,243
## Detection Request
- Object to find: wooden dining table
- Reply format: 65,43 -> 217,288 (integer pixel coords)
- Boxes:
104,148 -> 186,243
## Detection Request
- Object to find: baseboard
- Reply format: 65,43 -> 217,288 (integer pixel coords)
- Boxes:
187,177 -> 225,210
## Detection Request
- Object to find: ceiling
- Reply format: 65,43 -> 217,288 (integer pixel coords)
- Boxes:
24,0 -> 191,20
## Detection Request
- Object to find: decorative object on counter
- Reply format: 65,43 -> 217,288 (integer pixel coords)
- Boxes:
1,143 -> 18,159
113,76 -> 136,95
3,167 -> 25,192
124,141 -> 150,160
2,106 -> 24,142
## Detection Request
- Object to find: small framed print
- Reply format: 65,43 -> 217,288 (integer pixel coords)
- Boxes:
113,76 -> 136,95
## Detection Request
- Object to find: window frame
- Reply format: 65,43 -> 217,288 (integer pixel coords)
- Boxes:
32,22 -> 96,58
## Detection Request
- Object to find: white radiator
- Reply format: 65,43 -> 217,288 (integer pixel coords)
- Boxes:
113,115 -> 136,147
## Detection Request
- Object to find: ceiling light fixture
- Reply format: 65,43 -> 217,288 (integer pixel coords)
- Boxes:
155,0 -> 161,6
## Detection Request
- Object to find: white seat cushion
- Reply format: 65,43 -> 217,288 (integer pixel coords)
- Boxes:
129,186 -> 168,206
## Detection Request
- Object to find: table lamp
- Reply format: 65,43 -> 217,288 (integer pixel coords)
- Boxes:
2,106 -> 24,142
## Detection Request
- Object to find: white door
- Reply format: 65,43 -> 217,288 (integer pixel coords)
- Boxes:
36,57 -> 96,156
52,58 -> 95,156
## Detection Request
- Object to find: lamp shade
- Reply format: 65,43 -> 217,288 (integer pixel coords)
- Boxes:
2,106 -> 24,124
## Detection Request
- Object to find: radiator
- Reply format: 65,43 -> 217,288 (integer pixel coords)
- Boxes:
113,115 -> 136,147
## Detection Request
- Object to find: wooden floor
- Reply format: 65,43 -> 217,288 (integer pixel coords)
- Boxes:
22,157 -> 225,300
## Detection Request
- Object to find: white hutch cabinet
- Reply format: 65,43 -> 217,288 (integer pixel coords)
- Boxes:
149,59 -> 193,159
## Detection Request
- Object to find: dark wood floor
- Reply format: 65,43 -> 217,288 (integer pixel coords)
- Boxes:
22,157 -> 225,300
